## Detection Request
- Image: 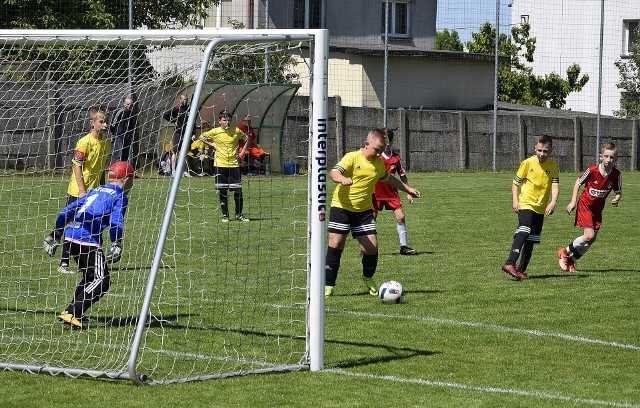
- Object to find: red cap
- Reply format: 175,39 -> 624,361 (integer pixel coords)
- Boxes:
108,161 -> 141,179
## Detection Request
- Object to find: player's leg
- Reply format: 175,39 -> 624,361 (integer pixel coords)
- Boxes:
229,168 -> 248,221
325,208 -> 349,296
393,205 -> 416,255
171,133 -> 181,175
568,228 -> 596,266
503,209 -> 534,279
563,204 -> 599,272
515,212 -> 542,279
58,195 -> 79,274
215,167 -> 230,221
71,245 -> 110,318
59,243 -> 110,328
353,209 -> 379,295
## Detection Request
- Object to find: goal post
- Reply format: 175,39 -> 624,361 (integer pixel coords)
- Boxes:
0,29 -> 328,385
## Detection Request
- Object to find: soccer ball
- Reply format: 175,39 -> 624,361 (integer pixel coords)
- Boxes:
379,280 -> 404,304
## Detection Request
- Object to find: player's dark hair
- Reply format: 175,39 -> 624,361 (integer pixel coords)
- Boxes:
219,110 -> 231,119
536,134 -> 553,147
382,128 -> 394,143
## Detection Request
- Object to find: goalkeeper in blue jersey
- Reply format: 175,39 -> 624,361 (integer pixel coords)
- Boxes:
43,161 -> 140,329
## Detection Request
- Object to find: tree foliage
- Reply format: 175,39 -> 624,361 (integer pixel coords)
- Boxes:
614,28 -> 640,119
206,20 -> 300,84
435,29 -> 463,52
1,0 -> 219,29
467,22 -> 589,109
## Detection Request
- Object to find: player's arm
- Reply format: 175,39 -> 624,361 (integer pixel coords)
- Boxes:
72,164 -> 87,197
163,107 -> 175,122
611,174 -> 622,207
330,168 -> 352,186
566,179 -> 582,214
43,199 -> 82,256
399,174 -> 413,203
611,192 -> 621,207
237,130 -> 248,159
331,154 -> 355,186
511,182 -> 520,213
546,184 -> 558,216
106,196 -> 127,263
384,174 -> 420,198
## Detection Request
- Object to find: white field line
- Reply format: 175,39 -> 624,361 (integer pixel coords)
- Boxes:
326,369 -> 640,408
326,308 -> 640,351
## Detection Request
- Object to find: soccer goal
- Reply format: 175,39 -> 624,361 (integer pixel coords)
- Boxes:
0,29 -> 328,385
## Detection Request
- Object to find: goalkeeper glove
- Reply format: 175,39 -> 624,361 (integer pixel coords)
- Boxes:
105,241 -> 123,263
43,233 -> 61,257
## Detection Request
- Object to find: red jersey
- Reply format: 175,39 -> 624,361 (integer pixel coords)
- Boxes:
577,164 -> 622,214
373,150 -> 406,201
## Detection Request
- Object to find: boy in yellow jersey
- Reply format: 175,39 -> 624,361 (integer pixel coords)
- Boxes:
502,135 -> 559,280
325,129 -> 421,298
58,106 -> 111,274
200,110 -> 249,222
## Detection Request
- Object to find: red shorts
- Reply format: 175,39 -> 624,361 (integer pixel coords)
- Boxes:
372,197 -> 402,211
574,199 -> 602,230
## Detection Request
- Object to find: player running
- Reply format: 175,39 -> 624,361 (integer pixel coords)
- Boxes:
372,128 -> 417,255
558,142 -> 621,272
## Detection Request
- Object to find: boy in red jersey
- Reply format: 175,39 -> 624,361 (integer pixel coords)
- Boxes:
558,142 -> 621,272
372,128 -> 417,255
237,115 -> 267,175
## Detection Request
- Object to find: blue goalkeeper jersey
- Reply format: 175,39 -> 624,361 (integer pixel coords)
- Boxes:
56,184 -> 128,247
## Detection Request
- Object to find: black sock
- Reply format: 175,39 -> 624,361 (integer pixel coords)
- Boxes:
517,241 -> 534,271
362,252 -> 378,278
219,190 -> 229,216
234,190 -> 243,215
325,247 -> 343,286
506,231 -> 529,265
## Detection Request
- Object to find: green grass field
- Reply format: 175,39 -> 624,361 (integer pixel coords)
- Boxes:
1,171 -> 639,407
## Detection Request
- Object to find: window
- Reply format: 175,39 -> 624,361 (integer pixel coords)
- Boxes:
294,0 -> 323,29
381,1 -> 411,37
627,20 -> 639,53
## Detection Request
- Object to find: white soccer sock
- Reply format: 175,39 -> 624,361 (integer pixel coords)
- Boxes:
571,236 -> 590,257
397,222 -> 408,247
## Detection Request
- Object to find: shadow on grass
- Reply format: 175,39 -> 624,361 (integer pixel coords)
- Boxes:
333,289 -> 445,298
579,268 -> 640,273
389,251 -> 435,256
109,265 -> 152,272
528,273 -> 591,280
328,338 -> 439,369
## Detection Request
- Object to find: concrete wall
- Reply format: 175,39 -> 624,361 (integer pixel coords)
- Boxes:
1,88 -> 638,173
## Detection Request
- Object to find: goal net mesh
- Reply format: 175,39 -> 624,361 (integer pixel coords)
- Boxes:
0,31 -> 317,384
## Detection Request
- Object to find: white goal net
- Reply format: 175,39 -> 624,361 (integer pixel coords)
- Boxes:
0,29 -> 328,385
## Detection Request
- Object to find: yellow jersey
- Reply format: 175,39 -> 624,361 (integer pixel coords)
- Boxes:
201,126 -> 245,168
331,150 -> 389,212
513,155 -> 559,214
67,133 -> 110,197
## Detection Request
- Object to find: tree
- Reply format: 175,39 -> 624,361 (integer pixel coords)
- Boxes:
0,0 -> 220,84
206,20 -> 300,84
1,0 -> 219,30
435,29 -> 463,52
467,22 -> 589,109
614,28 -> 640,119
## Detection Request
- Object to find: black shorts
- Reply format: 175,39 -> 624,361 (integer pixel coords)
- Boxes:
515,209 -> 544,243
214,166 -> 242,189
172,132 -> 185,154
328,207 -> 376,238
